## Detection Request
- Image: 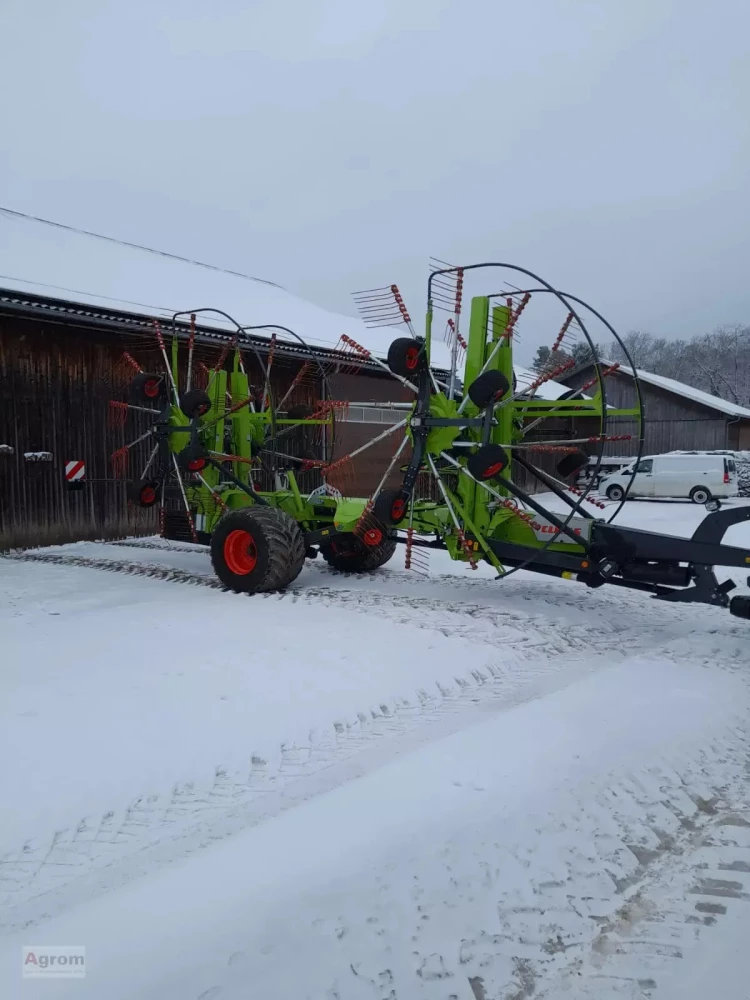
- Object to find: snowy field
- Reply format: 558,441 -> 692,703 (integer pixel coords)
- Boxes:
2,499 -> 750,998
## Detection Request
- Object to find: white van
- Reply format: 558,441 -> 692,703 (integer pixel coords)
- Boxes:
600,453 -> 739,503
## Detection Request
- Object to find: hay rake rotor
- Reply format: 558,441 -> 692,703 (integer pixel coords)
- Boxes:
108,266 -> 750,618
109,310 -> 340,546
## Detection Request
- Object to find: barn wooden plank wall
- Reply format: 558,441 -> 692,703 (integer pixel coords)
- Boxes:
566,368 -> 742,455
0,317 -> 301,548
0,317 -> 153,549
0,312 -> 412,549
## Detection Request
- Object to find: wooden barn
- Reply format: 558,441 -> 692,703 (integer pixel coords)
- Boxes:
565,362 -> 750,458
0,287 -> 415,550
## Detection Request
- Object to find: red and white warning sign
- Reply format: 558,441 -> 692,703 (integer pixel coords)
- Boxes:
65,460 -> 86,482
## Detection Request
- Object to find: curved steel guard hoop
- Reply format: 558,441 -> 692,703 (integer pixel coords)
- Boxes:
487,287 -> 646,526
418,262 -> 608,576
169,310 -> 336,477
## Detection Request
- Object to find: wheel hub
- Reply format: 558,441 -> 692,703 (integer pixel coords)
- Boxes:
223,529 -> 258,575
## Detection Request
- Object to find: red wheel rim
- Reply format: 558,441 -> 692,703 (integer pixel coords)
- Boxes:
187,458 -> 206,471
363,528 -> 383,547
223,529 -> 258,575
405,346 -> 419,371
144,379 -> 160,398
391,498 -> 406,521
140,486 -> 156,504
483,461 -> 505,478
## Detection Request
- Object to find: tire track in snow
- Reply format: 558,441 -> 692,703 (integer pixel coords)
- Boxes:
107,538 -> 205,552
2,546 -> 744,948
3,550 -> 225,589
3,544 -> 703,641
539,769 -> 750,997
0,650 -> 611,933
6,536 -> 728,639
1,548 -> 629,656
5,547 -> 615,930
257,730 -> 750,1000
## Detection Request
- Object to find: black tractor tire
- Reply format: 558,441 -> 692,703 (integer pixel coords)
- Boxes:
690,485 -> 711,505
730,595 -> 750,620
466,444 -> 509,482
127,479 -> 161,508
557,450 -> 589,478
210,506 -> 306,593
387,337 -> 427,378
372,488 -> 409,525
180,389 -> 212,419
320,533 -> 397,573
606,483 -> 625,501
467,370 -> 510,409
130,372 -> 167,405
177,441 -> 210,473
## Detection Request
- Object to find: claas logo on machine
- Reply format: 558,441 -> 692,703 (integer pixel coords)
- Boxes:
531,521 -> 582,536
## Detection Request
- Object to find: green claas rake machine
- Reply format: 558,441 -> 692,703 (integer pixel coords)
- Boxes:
110,263 -> 750,619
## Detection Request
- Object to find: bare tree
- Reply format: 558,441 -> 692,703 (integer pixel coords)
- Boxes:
603,325 -> 750,408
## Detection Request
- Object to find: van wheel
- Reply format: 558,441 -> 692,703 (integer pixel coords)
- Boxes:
606,484 -> 625,501
690,486 -> 711,504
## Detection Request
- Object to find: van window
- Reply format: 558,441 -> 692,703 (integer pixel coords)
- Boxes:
726,459 -> 736,473
635,459 -> 653,473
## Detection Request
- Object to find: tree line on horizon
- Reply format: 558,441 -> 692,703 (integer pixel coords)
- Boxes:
531,324 -> 750,409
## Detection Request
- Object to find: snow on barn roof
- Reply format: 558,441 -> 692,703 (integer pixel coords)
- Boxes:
0,216 -> 458,366
0,220 -> 564,393
615,365 -> 750,419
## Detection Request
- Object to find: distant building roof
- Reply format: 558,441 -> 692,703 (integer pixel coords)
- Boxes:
614,365 -> 750,419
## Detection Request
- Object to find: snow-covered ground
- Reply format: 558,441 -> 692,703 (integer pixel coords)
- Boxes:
2,500 -> 750,998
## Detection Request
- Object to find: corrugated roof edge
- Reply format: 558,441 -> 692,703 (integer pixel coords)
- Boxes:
600,360 -> 750,420
0,286 -> 451,377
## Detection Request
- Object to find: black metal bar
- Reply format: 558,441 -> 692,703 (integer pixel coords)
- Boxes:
690,505 -> 750,545
481,403 -> 494,446
393,535 -> 446,549
654,564 -> 733,607
499,477 -> 593,551
399,366 -> 432,500
481,537 -> 589,572
205,458 -> 269,506
512,453 -> 594,520
584,574 -> 670,597
593,521 -> 750,569
303,525 -> 344,546
421,417 -> 486,428
483,537 -> 721,605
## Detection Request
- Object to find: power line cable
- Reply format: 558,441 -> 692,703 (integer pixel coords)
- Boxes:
0,205 -> 281,289
0,273 -> 179,314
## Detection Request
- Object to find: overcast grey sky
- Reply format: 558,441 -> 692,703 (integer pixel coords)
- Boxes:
1,0 -> 749,360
